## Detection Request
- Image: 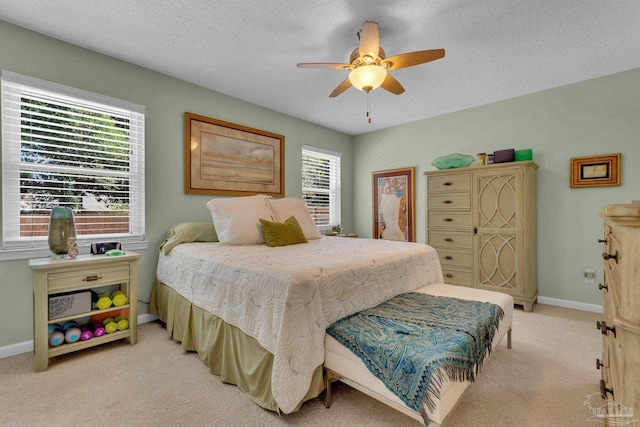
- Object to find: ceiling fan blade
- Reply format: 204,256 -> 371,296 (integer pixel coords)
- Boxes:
297,63 -> 350,70
329,78 -> 353,97
384,49 -> 445,70
359,21 -> 380,59
380,74 -> 405,95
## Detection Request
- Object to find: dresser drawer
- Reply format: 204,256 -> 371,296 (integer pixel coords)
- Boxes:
48,264 -> 131,293
436,248 -> 472,267
428,212 -> 472,230
427,173 -> 471,194
428,231 -> 472,248
602,268 -> 620,322
442,268 -> 472,287
602,225 -> 622,264
427,194 -> 471,211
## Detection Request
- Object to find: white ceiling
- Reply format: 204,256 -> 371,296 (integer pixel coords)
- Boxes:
1,1 -> 639,136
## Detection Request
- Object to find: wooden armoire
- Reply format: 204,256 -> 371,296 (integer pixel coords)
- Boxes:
425,161 -> 538,311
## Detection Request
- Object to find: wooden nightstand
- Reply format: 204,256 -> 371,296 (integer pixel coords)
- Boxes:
323,232 -> 358,238
29,252 -> 140,372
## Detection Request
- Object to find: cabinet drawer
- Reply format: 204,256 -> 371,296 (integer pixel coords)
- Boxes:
427,173 -> 471,194
427,193 -> 471,211
48,264 -> 130,293
436,248 -> 472,267
442,268 -> 472,287
428,231 -> 472,248
602,269 -> 620,322
428,212 -> 472,230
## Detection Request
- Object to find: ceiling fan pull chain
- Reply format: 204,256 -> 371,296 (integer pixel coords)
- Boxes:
367,93 -> 372,123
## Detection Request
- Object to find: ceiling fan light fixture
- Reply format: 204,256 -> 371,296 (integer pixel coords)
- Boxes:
348,65 -> 387,93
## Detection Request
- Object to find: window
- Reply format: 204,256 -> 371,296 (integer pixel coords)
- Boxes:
301,145 -> 341,227
1,71 -> 145,259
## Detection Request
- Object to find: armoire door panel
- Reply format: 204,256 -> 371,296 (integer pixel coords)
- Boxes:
477,233 -> 520,294
477,173 -> 518,230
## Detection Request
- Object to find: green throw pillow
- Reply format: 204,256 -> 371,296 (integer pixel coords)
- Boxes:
259,216 -> 308,247
159,222 -> 218,254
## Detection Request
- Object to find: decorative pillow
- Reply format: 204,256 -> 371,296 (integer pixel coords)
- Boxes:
206,194 -> 274,244
259,216 -> 308,247
267,197 -> 322,240
159,222 -> 218,255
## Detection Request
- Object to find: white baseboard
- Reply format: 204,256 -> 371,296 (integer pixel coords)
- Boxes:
0,340 -> 33,360
0,313 -> 159,359
538,296 -> 603,314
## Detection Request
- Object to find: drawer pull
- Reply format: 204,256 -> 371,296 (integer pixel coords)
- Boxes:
597,238 -> 607,244
442,182 -> 453,186
602,251 -> 618,263
444,273 -> 453,278
443,218 -> 453,222
442,200 -> 453,204
82,275 -> 103,282
444,255 -> 453,260
597,320 -> 616,337
444,238 -> 453,242
600,380 -> 614,398
596,358 -> 604,370
598,283 -> 608,292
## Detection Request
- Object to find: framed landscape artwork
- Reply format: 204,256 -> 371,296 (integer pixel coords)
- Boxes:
372,167 -> 415,242
184,112 -> 284,196
570,153 -> 621,188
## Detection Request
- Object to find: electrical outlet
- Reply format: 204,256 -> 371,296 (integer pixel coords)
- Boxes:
584,268 -> 596,283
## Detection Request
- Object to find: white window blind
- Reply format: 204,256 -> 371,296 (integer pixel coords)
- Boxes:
1,71 -> 145,253
302,145 -> 341,227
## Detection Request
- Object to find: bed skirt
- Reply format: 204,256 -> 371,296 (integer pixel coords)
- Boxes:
149,279 -> 325,412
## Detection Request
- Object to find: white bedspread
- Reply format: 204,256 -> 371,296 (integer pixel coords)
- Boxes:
156,237 -> 443,413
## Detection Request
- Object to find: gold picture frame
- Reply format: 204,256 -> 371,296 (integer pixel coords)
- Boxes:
372,167 -> 415,242
185,112 -> 284,196
570,153 -> 621,188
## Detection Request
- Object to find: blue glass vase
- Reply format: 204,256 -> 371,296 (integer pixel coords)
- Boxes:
48,207 -> 77,255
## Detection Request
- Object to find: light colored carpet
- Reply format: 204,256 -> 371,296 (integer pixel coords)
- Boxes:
0,304 -> 602,427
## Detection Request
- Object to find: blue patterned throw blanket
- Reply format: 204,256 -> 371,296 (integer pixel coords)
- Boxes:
326,292 -> 504,425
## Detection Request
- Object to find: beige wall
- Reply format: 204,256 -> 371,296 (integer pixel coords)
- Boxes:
352,68 -> 640,306
0,20 -> 354,348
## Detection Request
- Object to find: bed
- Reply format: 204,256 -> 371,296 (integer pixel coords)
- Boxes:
150,195 -> 511,423
153,232 -> 443,414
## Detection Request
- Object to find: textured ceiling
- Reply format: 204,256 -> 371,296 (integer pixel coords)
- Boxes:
1,1 -> 639,136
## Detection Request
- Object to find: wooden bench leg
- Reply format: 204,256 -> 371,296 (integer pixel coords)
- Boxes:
324,368 -> 341,408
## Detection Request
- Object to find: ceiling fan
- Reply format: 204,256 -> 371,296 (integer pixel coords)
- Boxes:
297,21 -> 445,97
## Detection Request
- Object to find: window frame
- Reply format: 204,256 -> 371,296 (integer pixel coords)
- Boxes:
1,71 -> 147,260
301,145 -> 341,229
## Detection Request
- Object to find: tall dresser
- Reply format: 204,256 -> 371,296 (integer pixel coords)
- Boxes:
425,161 -> 538,311
597,203 -> 640,422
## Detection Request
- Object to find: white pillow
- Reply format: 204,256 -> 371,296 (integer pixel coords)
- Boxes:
267,197 -> 322,240
206,194 -> 274,244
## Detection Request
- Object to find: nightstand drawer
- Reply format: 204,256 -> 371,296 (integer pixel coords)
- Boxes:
48,264 -> 130,293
